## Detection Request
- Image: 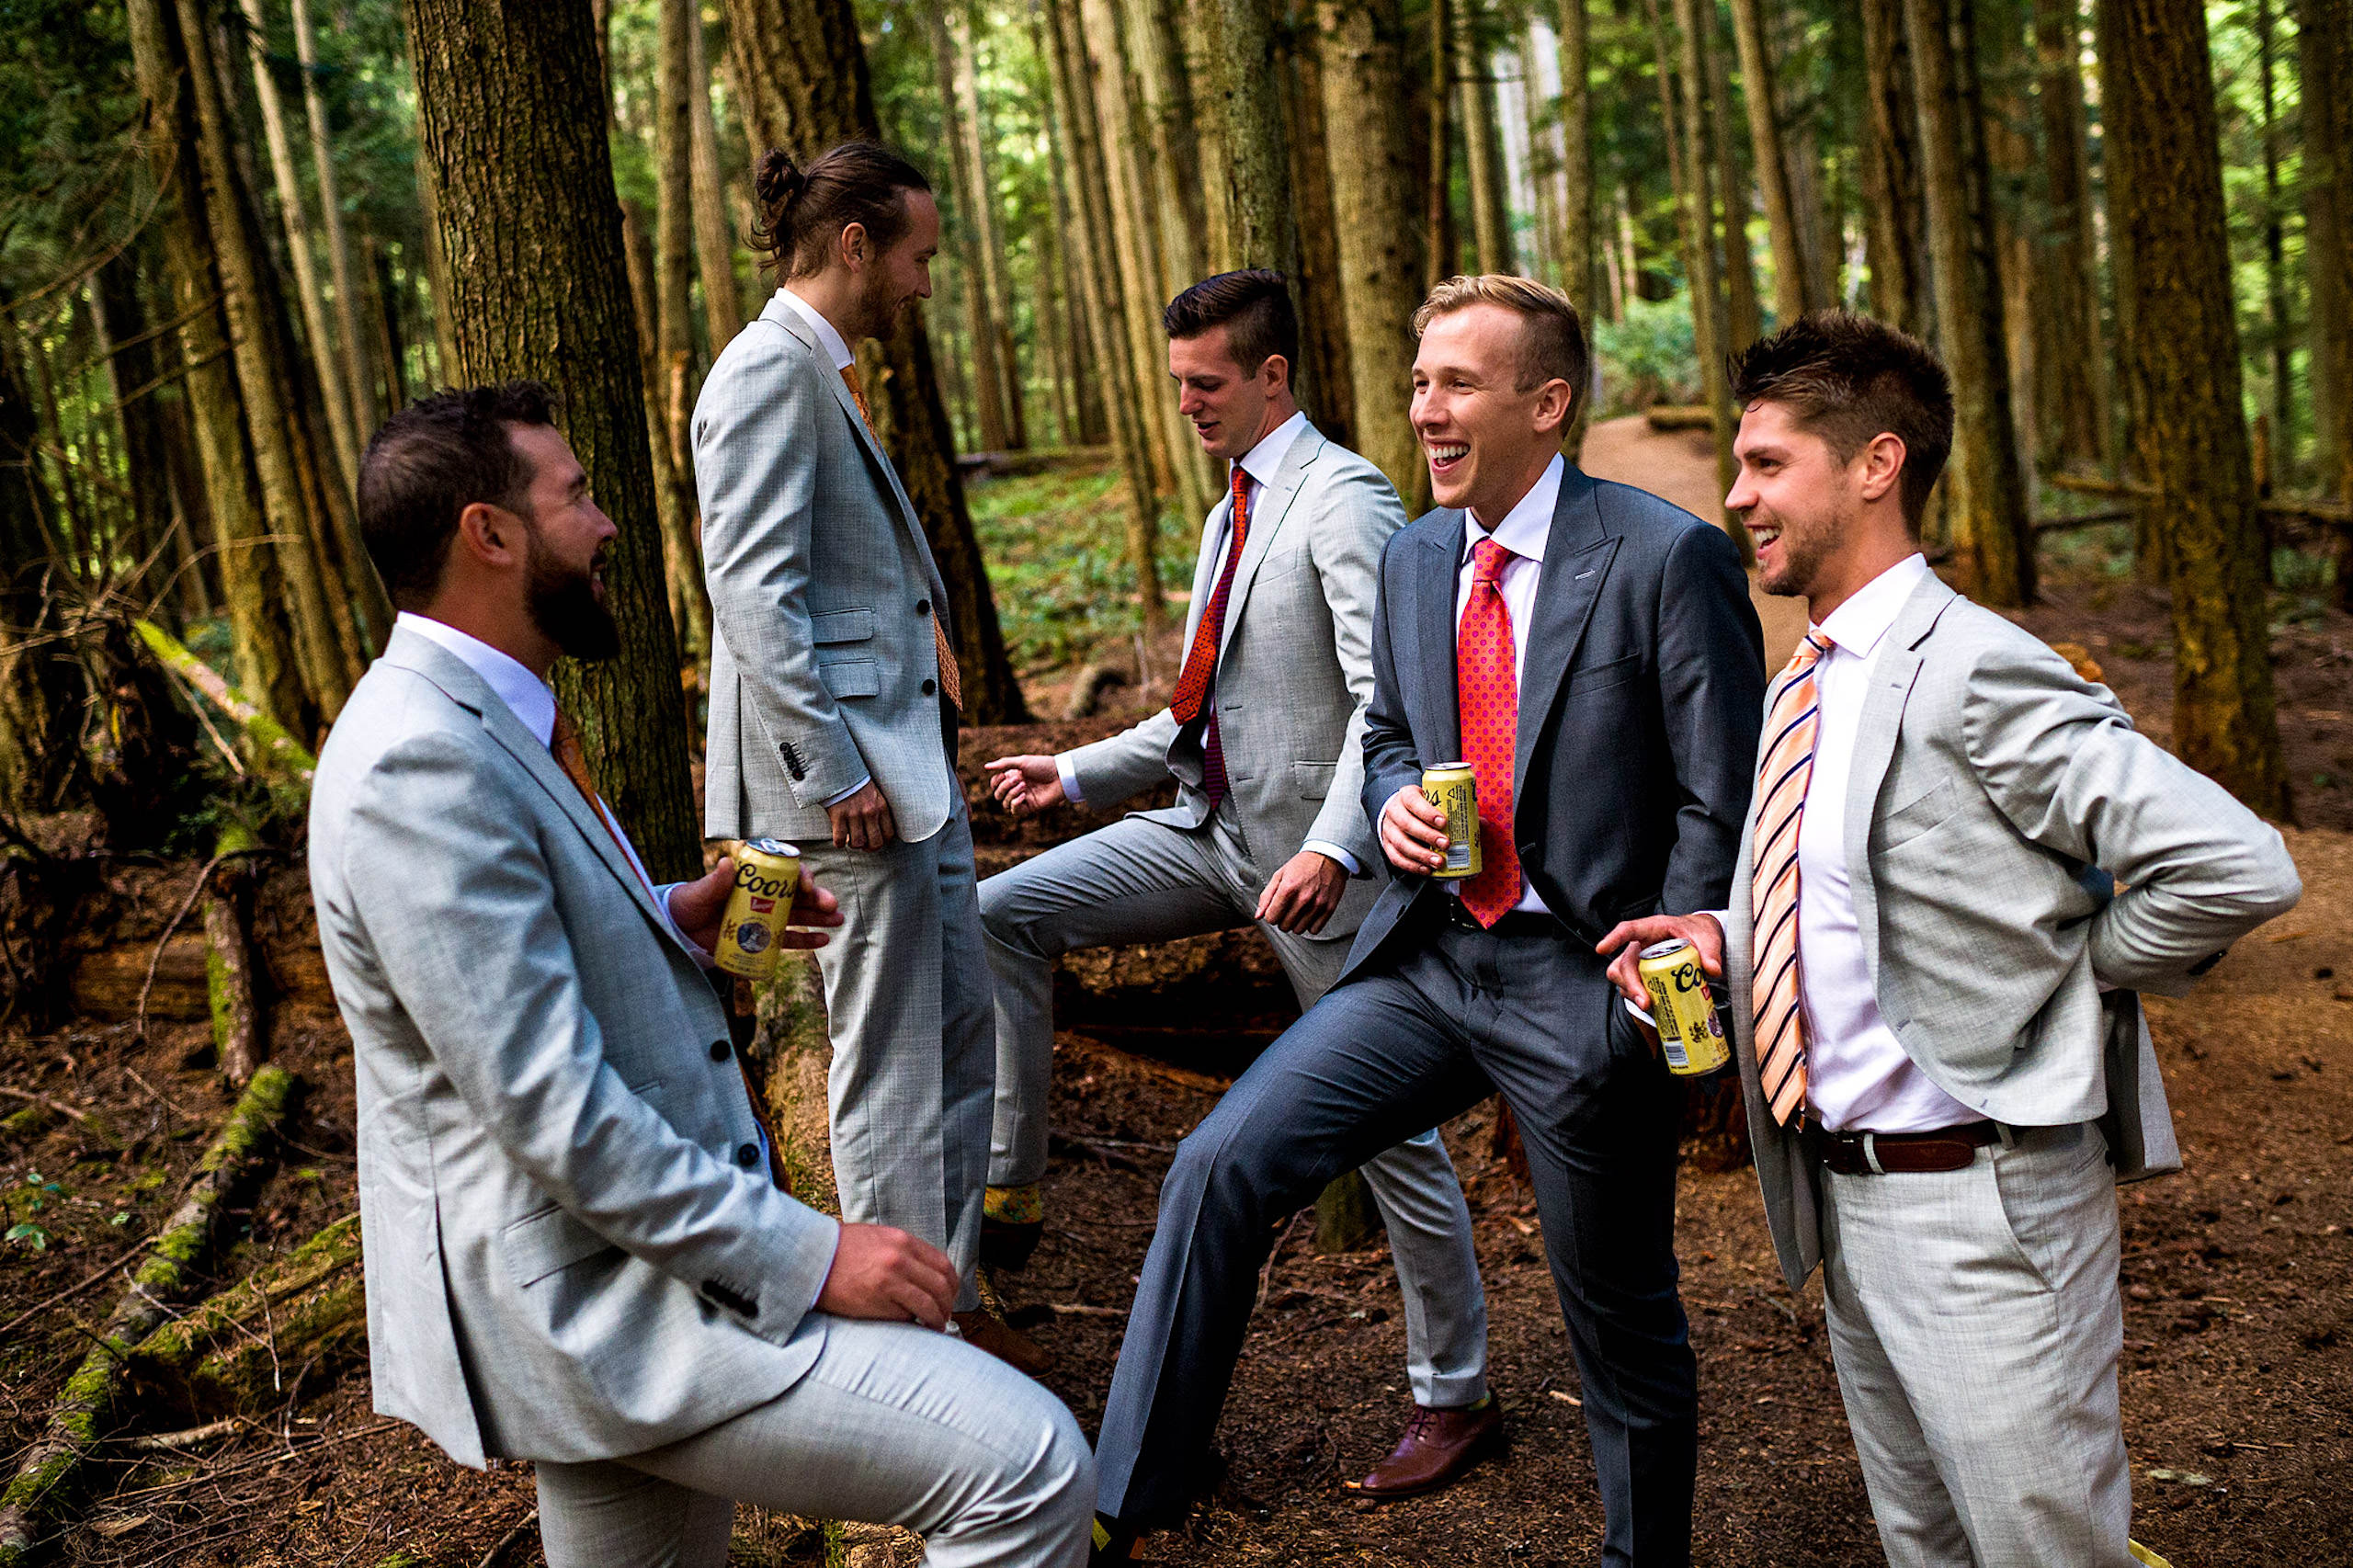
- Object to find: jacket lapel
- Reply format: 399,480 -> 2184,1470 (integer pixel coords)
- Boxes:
1178,491 -> 1232,652
1511,464 -> 1618,788
1215,425 -> 1324,661
1415,515 -> 1466,764
1841,572 -> 1958,981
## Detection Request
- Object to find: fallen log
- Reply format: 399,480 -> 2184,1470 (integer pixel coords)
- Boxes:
0,1065 -> 297,1568
131,620 -> 315,807
202,824 -> 265,1085
122,1212 -> 365,1421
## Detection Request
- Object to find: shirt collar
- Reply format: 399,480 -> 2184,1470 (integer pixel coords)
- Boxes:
777,287 -> 856,371
1462,452 -> 1564,566
1817,552 -> 1932,663
396,611 -> 558,746
1234,410 -> 1309,493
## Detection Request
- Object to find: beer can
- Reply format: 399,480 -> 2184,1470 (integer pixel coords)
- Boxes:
716,839 -> 801,981
1422,763 -> 1481,880
1636,937 -> 1732,1077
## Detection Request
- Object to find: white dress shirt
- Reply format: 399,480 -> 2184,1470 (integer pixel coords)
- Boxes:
1782,554 -> 1977,1133
395,612 -> 710,964
1056,412 -> 1358,874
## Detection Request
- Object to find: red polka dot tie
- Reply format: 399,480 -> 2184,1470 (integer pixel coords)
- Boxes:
1457,536 -> 1521,926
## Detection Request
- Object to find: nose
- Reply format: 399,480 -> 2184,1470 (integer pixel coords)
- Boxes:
1723,465 -> 1756,517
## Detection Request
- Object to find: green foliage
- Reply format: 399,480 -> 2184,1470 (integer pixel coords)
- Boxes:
964,463 -> 1192,672
1594,295 -> 1700,415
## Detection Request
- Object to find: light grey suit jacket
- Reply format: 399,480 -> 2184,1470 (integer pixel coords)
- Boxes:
1725,574 -> 2302,1288
697,292 -> 959,845
310,629 -> 841,1468
1066,423 -> 1399,937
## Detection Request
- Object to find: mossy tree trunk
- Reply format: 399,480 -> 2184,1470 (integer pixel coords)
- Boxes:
930,4 -> 1015,454
1727,0 -> 1815,323
2302,0 -> 2353,501
2031,0 -> 2111,470
1859,0 -> 1928,338
948,3 -> 1028,449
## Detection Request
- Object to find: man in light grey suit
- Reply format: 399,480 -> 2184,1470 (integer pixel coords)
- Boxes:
1602,312 -> 2302,1568
695,144 -> 1035,1364
981,271 -> 1490,1496
315,384 -> 1092,1565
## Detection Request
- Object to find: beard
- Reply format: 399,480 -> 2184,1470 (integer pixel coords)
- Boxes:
856,266 -> 904,344
1754,506 -> 1844,599
524,524 -> 621,663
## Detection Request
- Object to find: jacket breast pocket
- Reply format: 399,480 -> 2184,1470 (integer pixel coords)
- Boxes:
810,608 -> 876,645
817,658 -> 881,699
1572,651 -> 1643,693
1875,777 -> 1960,853
1293,760 -> 1336,800
503,1203 -> 620,1290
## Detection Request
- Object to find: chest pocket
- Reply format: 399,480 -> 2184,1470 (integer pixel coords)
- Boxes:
1873,777 -> 1959,853
1571,651 -> 1643,693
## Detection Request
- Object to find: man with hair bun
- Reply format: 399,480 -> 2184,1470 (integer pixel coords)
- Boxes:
1087,275 -> 1766,1565
1602,310 -> 2302,1568
694,142 -> 1045,1370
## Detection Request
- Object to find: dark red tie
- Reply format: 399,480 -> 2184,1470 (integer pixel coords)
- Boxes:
1168,466 -> 1250,806
1457,536 -> 1521,925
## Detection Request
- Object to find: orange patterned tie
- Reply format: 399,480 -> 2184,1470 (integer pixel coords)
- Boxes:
1456,536 -> 1522,926
1169,466 -> 1249,730
1750,628 -> 1833,1125
839,359 -> 962,711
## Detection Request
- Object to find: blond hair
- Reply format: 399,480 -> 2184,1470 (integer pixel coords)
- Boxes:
1412,274 -> 1590,396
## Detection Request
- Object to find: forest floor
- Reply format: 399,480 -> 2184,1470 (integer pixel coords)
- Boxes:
2,415 -> 2348,1566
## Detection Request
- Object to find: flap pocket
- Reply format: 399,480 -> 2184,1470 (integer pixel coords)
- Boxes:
1572,651 -> 1643,692
817,658 -> 881,699
1876,778 -> 1959,852
1293,760 -> 1336,800
503,1204 -> 619,1289
810,608 -> 876,645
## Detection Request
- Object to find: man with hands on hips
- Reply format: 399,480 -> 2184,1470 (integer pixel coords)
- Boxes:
983,272 -> 1491,1485
315,385 -> 1093,1568
1599,312 -> 2301,1568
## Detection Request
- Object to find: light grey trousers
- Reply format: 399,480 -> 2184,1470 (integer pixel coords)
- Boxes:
533,1315 -> 1096,1568
1818,1121 -> 2134,1568
795,808 -> 994,1313
979,810 -> 1490,1407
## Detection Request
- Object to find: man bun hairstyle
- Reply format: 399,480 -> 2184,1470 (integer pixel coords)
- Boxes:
357,381 -> 555,611
1728,310 -> 1954,531
1163,269 -> 1300,382
1412,274 -> 1589,402
750,142 -> 932,280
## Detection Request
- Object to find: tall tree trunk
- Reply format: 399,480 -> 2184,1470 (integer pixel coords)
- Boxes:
653,0 -> 714,665
92,255 -> 174,607
724,0 -> 1030,719
1193,0 -> 1305,281
1032,2 -> 1107,447
931,4 -> 1015,452
1859,0 -> 1927,335
621,202 -> 705,675
233,0 -> 362,498
1427,0 -> 1460,283
1043,0 -> 1168,638
408,0 -> 703,874
949,4 -> 1027,449
1905,0 -> 2034,604
1321,0 -> 1431,506
1726,0 -> 1815,322
1120,0 -> 1211,292
2255,0 -> 2292,472
2308,0 -> 2353,499
365,233 -> 409,412
1459,10 -> 1514,274
1702,0 -> 1764,349
412,119 -> 459,381
2098,0 -> 2285,811
179,0 -> 353,719
1285,28 -> 1355,449
1555,0 -> 1594,315
290,0 -> 381,448
125,0 -> 314,736
1653,0 -> 1739,522
688,9 -> 745,349
0,334 -> 73,814
2031,0 -> 2108,467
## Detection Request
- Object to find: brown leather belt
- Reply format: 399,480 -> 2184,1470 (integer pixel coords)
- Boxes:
1801,1116 -> 2000,1176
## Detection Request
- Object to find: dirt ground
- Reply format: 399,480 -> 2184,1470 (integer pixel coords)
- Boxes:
3,417 -> 2348,1566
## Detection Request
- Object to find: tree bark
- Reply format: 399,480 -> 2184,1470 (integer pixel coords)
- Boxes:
1654,0 -> 1739,521
1121,0 -> 1212,288
1192,0 -> 1304,279
290,0 -> 381,447
1726,0 -> 1814,322
1285,30 -> 1355,449
621,201 -> 706,676
407,0 -> 704,875
953,0 -> 1029,450
2031,0 -> 2109,467
2302,0 -> 2353,500
0,334 -> 69,815
1904,0 -> 2033,604
2255,0 -> 2292,471
931,4 -> 1015,452
1859,0 -> 1928,336
1701,0 -> 1763,351
1426,0 -> 1460,283
2098,0 -> 2285,812
654,0 -> 713,666
91,254 -> 175,608
1554,0 -> 1594,316
689,9 -> 746,350
722,0 -> 1030,719
1459,10 -> 1513,274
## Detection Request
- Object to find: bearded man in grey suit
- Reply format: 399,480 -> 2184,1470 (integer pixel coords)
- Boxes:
695,143 -> 1040,1367
982,270 -> 1491,1497
1602,312 -> 2302,1567
313,384 -> 1093,1566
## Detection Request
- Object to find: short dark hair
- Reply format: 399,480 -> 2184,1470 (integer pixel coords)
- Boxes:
1164,269 -> 1299,381
1728,311 -> 1954,529
357,381 -> 554,610
751,142 -> 932,280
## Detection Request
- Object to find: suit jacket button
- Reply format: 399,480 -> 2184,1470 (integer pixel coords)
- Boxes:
915,597 -> 931,616
735,1142 -> 760,1169
710,1040 -> 732,1062
921,677 -> 937,696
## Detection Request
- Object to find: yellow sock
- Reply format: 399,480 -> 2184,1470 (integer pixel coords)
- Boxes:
985,1183 -> 1043,1225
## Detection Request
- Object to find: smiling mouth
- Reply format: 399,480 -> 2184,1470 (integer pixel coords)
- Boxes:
1426,440 -> 1469,472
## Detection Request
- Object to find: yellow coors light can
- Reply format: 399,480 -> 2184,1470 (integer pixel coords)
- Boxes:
1422,763 -> 1480,880
716,838 -> 801,981
1637,937 -> 1732,1077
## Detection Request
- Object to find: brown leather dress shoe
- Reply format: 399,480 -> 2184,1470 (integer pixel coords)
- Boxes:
1344,1398 -> 1505,1499
952,1308 -> 1056,1376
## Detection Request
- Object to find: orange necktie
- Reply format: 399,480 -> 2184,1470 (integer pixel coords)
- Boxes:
1750,629 -> 1834,1125
551,709 -> 648,890
839,360 -> 962,711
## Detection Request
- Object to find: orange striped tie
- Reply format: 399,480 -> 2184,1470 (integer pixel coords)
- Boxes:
1750,629 -> 1833,1125
840,360 -> 962,710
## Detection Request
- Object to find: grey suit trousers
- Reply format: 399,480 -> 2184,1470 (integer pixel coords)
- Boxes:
796,808 -> 994,1313
534,1315 -> 1095,1567
979,810 -> 1489,1407
1818,1121 -> 2133,1568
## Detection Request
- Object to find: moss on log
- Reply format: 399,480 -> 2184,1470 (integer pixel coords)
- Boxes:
126,1213 -> 364,1418
132,620 -> 316,807
0,1066 -> 297,1567
204,824 -> 265,1086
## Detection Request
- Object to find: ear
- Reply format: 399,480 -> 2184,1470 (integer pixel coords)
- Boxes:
1259,353 -> 1290,396
1857,432 -> 1907,506
1531,376 -> 1574,436
453,500 -> 527,570
837,221 -> 870,272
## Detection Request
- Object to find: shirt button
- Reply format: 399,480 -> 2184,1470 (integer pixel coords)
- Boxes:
915,597 -> 931,616
921,678 -> 937,696
710,1040 -> 732,1062
734,1143 -> 760,1169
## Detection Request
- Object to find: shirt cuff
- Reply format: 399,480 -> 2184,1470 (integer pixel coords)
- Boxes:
1302,839 -> 1362,876
657,882 -> 719,971
1054,754 -> 1086,806
823,775 -> 873,809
